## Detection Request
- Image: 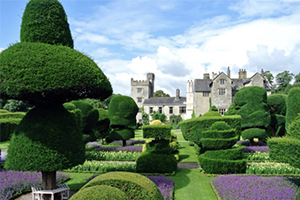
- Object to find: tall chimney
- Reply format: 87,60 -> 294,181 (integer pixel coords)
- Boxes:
227,66 -> 231,78
238,69 -> 247,79
203,73 -> 210,80
176,89 -> 180,100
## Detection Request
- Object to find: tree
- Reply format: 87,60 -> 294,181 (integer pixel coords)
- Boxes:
1,0 -> 112,193
295,73 -> 300,83
95,108 -> 110,145
151,111 -> 166,123
275,70 -> 294,93
154,90 -> 170,97
107,95 -> 138,146
263,71 -> 274,85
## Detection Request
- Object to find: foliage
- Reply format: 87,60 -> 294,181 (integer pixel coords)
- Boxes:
0,115 -> 23,141
0,42 -> 113,104
20,0 -> 73,48
94,108 -> 110,143
85,150 -> 140,161
0,171 -> 69,200
96,145 -> 143,152
154,90 -> 170,97
143,124 -> 172,139
108,95 -> 138,127
81,172 -> 164,200
267,94 -> 287,115
68,161 -> 136,173
287,115 -> 300,139
295,72 -> 300,83
245,151 -> 270,162
146,175 -> 174,200
169,114 -> 182,129
243,146 -> 269,153
242,128 -> 267,142
151,111 -> 166,123
202,111 -> 221,117
263,70 -> 274,85
246,162 -> 300,175
84,96 -> 114,109
209,105 -> 218,112
5,105 -> 85,171
226,86 -> 270,130
141,107 -> 149,125
212,175 -> 298,200
136,152 -> 177,173
1,99 -> 30,112
275,70 -> 294,93
70,185 -> 127,200
286,87 -> 300,129
191,110 -> 196,118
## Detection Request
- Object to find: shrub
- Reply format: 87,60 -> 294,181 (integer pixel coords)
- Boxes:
198,154 -> 246,174
143,124 -> 171,139
200,136 -> 239,150
203,146 -> 245,160
287,115 -> 300,139
202,111 -> 221,117
169,114 -> 182,129
81,172 -> 164,200
242,128 -> 267,141
144,139 -> 172,154
270,114 -> 286,137
70,185 -> 127,200
0,112 -> 26,119
20,0 -> 73,48
0,118 -> 22,141
267,94 -> 287,115
286,87 -> 300,128
136,152 -> 177,173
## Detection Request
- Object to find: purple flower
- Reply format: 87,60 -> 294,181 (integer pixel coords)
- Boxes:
244,146 -> 269,153
111,140 -> 145,146
146,175 -> 174,200
212,175 -> 298,200
97,146 -> 143,152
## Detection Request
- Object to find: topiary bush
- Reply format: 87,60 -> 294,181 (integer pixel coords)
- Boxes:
70,185 -> 127,200
95,108 -> 110,144
143,124 -> 171,139
20,0 -> 73,48
0,118 -> 22,141
267,94 -> 287,116
286,87 -> 300,129
81,172 -> 164,200
287,115 -> 300,140
242,128 -> 267,142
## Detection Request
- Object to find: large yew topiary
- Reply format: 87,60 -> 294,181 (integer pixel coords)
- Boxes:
286,87 -> 300,129
1,0 -> 112,192
107,95 -> 138,146
20,0 -> 73,48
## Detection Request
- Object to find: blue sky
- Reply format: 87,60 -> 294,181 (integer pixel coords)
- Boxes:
1,0 -> 300,96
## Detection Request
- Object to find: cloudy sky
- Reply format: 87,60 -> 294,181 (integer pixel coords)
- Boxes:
1,0 -> 300,97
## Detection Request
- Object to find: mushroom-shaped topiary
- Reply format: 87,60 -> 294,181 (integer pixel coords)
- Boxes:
1,0 -> 112,192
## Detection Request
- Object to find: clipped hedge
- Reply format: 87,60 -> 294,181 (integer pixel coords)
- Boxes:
287,115 -> 300,140
286,87 -> 300,128
143,124 -> 172,139
268,136 -> 300,169
109,128 -> 135,141
136,152 -> 177,173
70,185 -> 127,200
0,118 -> 22,141
267,94 -> 287,115
145,139 -> 172,154
200,136 -> 239,150
198,154 -> 247,174
203,146 -> 245,160
242,128 -> 267,141
201,129 -> 235,139
202,111 -> 221,117
179,115 -> 241,143
81,172 -> 164,200
270,114 -> 286,137
0,112 -> 26,119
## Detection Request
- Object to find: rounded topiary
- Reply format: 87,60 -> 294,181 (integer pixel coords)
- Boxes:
242,128 -> 267,141
0,42 -> 112,105
70,185 -> 127,200
4,104 -> 85,171
210,121 -> 231,130
287,115 -> 300,140
108,95 -> 138,127
150,120 -> 163,126
109,128 -> 135,140
81,172 -> 163,200
20,0 -> 73,48
202,111 -> 221,117
267,94 -> 287,115
286,87 -> 300,129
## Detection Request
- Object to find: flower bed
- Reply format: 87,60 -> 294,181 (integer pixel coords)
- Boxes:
146,175 -> 174,200
246,162 -> 300,175
97,146 -> 143,152
0,171 -> 70,200
244,145 -> 269,153
212,175 -> 298,200
85,150 -> 140,161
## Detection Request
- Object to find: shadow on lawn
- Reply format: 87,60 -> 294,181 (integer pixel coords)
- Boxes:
172,169 -> 191,190
178,154 -> 189,162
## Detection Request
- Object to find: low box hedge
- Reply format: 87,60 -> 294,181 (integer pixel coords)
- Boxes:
203,146 -> 245,160
200,136 -> 239,150
143,124 -> 171,139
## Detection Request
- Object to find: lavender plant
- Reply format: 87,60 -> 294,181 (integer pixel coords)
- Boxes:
147,175 -> 174,200
244,145 -> 269,153
0,171 -> 69,200
212,175 -> 298,200
96,146 -> 143,152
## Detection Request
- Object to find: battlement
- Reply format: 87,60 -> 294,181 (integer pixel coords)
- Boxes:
131,78 -> 151,86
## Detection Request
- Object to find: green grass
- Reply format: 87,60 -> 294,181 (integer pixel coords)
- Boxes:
0,141 -> 9,149
170,169 -> 216,200
174,131 -> 198,163
64,172 -> 96,190
133,129 -> 144,140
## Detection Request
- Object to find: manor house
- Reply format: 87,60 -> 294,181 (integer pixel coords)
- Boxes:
131,68 -> 271,122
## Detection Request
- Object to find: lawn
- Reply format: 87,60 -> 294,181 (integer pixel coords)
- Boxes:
0,141 -> 9,149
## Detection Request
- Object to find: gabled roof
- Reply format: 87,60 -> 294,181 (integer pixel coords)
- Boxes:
143,97 -> 186,106
194,79 -> 212,92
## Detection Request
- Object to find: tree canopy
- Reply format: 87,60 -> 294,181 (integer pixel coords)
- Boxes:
154,90 -> 170,97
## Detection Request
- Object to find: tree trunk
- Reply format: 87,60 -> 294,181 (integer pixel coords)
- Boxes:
122,139 -> 126,147
42,171 -> 57,200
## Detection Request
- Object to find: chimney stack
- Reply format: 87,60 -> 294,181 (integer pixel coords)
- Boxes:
203,73 -> 210,80
238,69 -> 247,79
227,66 -> 231,78
176,89 -> 180,100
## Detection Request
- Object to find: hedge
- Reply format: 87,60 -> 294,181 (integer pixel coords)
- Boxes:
70,185 -> 127,200
179,115 -> 241,143
143,124 -> 172,139
242,128 -> 267,141
0,112 -> 26,119
0,118 -> 22,141
203,146 -> 245,160
109,128 -> 135,141
267,94 -> 287,115
144,139 -> 172,154
136,152 -> 177,173
81,172 -> 164,200
268,136 -> 300,169
198,154 -> 247,174
200,136 -> 239,150
201,129 -> 235,139
286,87 -> 300,129
287,115 -> 300,139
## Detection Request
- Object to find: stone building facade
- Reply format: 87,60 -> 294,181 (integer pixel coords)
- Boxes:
131,68 -> 271,122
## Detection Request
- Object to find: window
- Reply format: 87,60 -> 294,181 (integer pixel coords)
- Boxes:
159,107 -> 162,114
137,88 -> 143,93
219,88 -> 226,95
220,79 -> 225,84
137,97 -> 143,102
169,107 -> 173,114
219,108 -> 226,115
149,107 -> 153,113
203,92 -> 209,97
179,106 -> 186,114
